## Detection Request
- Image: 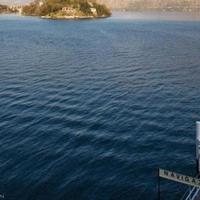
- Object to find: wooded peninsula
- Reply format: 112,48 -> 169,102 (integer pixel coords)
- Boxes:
22,0 -> 111,19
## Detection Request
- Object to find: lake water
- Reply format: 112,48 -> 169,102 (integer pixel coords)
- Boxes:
0,12 -> 200,200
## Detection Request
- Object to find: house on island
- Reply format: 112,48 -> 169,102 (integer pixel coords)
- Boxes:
90,7 -> 97,16
88,2 -> 97,16
39,1 -> 44,7
62,6 -> 76,15
61,4 -> 97,16
10,6 -> 23,15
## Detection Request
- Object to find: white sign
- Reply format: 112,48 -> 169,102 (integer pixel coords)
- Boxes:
159,168 -> 200,188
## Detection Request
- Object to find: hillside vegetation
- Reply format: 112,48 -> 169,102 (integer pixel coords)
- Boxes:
0,4 -> 11,13
22,0 -> 111,18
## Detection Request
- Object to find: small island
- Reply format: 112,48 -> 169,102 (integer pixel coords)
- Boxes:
22,0 -> 111,19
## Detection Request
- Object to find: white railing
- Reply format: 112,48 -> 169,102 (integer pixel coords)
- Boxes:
181,187 -> 200,200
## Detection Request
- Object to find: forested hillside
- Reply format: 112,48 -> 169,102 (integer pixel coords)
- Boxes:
22,0 -> 111,18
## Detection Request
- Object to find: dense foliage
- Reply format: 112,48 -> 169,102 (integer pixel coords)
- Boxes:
0,4 -> 17,13
22,0 -> 111,17
0,4 -> 10,13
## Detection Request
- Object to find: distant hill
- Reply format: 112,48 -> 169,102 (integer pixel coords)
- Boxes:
97,0 -> 130,10
130,0 -> 200,11
2,0 -> 200,11
98,0 -> 200,11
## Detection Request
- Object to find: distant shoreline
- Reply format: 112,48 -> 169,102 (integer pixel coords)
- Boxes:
0,13 -> 111,21
40,15 -> 110,20
1,11 -> 200,22
111,11 -> 200,21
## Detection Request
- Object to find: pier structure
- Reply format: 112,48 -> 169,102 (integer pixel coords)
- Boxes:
181,122 -> 200,200
158,122 -> 200,200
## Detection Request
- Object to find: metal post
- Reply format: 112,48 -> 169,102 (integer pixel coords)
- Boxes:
196,122 -> 200,175
158,169 -> 160,200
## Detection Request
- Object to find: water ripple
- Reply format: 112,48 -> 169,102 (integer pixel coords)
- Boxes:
0,14 -> 200,200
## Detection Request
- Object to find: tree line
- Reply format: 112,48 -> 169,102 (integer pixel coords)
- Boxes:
22,0 -> 111,17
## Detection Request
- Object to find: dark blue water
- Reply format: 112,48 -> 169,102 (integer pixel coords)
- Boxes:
0,13 -> 200,200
